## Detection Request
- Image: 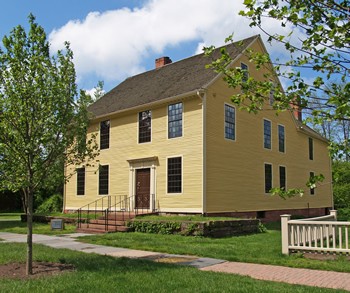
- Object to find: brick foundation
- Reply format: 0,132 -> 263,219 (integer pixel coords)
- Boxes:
205,207 -> 330,222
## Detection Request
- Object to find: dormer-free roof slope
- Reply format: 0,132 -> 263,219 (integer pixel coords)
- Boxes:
88,35 -> 259,118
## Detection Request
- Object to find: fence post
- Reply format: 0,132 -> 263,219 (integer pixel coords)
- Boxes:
281,214 -> 291,255
330,210 -> 337,220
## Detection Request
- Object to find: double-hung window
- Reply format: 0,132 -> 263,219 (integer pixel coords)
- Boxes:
279,166 -> 286,190
264,163 -> 272,193
310,171 -> 315,195
309,138 -> 314,160
264,119 -> 272,149
139,110 -> 151,143
99,165 -> 109,195
76,167 -> 85,196
278,125 -> 285,153
100,120 -> 110,149
167,157 -> 182,193
224,104 -> 235,140
168,102 -> 183,138
241,63 -> 249,83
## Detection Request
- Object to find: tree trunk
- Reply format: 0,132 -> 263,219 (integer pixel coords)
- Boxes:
25,187 -> 33,275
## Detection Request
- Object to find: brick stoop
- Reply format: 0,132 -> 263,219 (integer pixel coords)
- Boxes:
76,211 -> 153,234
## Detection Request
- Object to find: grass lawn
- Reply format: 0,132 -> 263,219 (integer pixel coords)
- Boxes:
0,213 -> 21,221
0,220 -> 76,235
78,222 -> 350,273
0,242 -> 344,293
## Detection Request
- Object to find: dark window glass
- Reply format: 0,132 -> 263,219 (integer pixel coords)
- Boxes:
139,110 -> 151,143
309,137 -> 314,160
265,164 -> 272,193
269,82 -> 275,105
241,63 -> 249,82
168,103 -> 183,138
168,157 -> 182,193
76,167 -> 85,195
264,119 -> 272,149
310,171 -> 315,195
279,166 -> 286,190
100,120 -> 110,149
225,104 -> 235,140
278,125 -> 285,153
99,165 -> 109,195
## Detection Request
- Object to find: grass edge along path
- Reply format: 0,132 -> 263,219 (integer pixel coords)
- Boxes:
0,242 -> 345,293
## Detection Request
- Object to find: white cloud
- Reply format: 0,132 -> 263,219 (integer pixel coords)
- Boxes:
49,0 -> 305,87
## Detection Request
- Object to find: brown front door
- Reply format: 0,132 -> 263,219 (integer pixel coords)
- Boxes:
135,168 -> 150,209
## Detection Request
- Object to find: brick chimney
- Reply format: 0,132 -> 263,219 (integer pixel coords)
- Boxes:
290,101 -> 302,121
155,56 -> 172,69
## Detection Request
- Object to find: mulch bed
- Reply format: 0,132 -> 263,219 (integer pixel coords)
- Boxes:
0,262 -> 75,279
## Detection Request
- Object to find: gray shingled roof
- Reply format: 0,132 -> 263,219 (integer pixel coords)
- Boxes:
88,35 -> 259,118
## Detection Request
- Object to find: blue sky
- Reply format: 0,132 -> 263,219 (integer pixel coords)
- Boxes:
0,1 -> 296,94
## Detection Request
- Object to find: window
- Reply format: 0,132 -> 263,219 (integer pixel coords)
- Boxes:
310,171 -> 315,195
279,166 -> 286,190
76,167 -> 85,196
224,104 -> 235,140
139,110 -> 151,143
99,165 -> 109,195
264,119 -> 272,149
168,102 -> 183,138
309,137 -> 314,160
241,62 -> 248,83
167,157 -> 182,193
265,164 -> 272,193
269,82 -> 275,106
278,125 -> 285,153
100,120 -> 110,149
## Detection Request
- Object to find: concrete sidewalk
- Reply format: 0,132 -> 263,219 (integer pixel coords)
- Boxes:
1,232 -> 350,291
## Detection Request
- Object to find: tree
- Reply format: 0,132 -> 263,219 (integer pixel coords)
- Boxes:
0,15 -> 98,275
205,0 -> 350,158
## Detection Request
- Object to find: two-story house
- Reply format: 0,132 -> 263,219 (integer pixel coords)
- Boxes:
64,35 -> 333,221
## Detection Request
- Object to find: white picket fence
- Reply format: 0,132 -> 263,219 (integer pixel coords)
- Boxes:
281,210 -> 350,255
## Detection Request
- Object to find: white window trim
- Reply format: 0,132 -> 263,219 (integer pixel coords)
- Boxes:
76,166 -> 86,197
166,155 -> 183,195
167,101 -> 184,140
279,165 -> 287,190
277,124 -> 286,153
224,103 -> 236,142
263,118 -> 272,150
137,110 -> 152,145
100,119 -> 111,151
98,164 -> 110,196
264,162 -> 273,195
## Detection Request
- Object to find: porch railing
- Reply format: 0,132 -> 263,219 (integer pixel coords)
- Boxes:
77,194 -> 156,230
281,210 -> 350,255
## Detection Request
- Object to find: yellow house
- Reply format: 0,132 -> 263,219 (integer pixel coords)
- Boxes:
64,35 -> 333,221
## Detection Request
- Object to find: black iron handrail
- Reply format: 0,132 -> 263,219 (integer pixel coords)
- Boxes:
77,194 -> 156,231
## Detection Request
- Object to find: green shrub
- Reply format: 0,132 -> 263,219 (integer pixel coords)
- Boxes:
127,220 -> 181,234
35,193 -> 63,214
337,208 -> 350,221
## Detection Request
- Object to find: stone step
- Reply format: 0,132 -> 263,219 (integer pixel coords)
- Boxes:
90,219 -> 126,226
77,223 -> 131,233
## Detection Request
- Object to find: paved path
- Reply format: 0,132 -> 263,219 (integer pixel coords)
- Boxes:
1,232 -> 350,291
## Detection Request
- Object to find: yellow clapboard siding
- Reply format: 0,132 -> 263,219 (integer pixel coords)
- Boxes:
204,38 -> 332,213
64,95 -> 203,211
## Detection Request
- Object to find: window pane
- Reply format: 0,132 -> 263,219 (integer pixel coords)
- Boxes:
225,104 -> 235,140
76,167 -> 85,195
99,165 -> 109,195
309,138 -> 313,160
310,171 -> 315,195
264,119 -> 271,149
241,63 -> 248,83
279,166 -> 286,189
278,125 -> 285,153
168,157 -> 182,193
100,120 -> 110,149
139,110 -> 151,143
265,164 -> 272,193
168,103 -> 183,138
